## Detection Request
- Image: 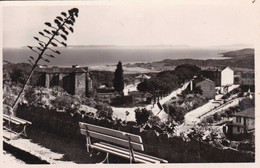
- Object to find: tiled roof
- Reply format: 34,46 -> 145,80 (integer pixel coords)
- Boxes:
233,107 -> 255,118
193,76 -> 215,84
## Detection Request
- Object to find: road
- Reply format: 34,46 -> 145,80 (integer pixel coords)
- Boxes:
176,97 -> 242,135
112,82 -> 190,122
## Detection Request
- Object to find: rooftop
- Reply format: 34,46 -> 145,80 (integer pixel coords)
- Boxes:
193,76 -> 215,84
135,74 -> 151,79
233,107 -> 255,118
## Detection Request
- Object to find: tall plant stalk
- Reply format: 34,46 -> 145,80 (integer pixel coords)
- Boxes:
12,8 -> 79,111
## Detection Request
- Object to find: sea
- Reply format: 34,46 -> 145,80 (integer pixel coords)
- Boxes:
3,47 -> 230,67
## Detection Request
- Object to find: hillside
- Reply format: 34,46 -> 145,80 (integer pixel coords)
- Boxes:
221,48 -> 254,58
129,48 -> 254,70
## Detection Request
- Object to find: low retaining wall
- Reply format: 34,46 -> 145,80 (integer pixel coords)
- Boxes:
16,104 -> 254,163
3,141 -> 49,164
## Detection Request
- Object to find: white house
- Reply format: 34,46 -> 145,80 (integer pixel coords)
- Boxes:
202,66 -> 234,93
220,66 -> 234,93
221,66 -> 234,86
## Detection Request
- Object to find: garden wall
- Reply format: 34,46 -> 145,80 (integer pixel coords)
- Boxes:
16,104 -> 254,163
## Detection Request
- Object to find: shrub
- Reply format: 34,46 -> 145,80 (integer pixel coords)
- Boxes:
95,102 -> 113,119
167,104 -> 185,122
205,116 -> 214,123
220,113 -> 228,118
10,67 -> 27,84
137,80 -> 149,92
134,108 -> 152,126
24,86 -> 38,104
148,115 -> 161,126
81,97 -> 97,107
213,113 -> 221,121
225,110 -> 233,117
237,141 -> 254,151
52,95 -> 80,112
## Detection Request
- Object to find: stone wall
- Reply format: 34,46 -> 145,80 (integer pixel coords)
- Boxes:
16,104 -> 254,163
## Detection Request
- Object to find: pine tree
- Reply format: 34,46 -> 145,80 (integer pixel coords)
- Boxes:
113,61 -> 124,93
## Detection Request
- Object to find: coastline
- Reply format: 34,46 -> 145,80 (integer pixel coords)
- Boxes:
3,47 -> 230,67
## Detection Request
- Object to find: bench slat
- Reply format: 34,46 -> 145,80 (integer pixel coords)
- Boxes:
80,129 -> 144,151
5,118 -> 27,125
3,118 -> 21,125
11,116 -> 32,125
3,114 -> 32,125
92,144 -> 152,163
93,143 -> 160,163
99,142 -> 168,163
79,122 -> 142,143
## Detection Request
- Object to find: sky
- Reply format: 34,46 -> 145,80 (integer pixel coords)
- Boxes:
2,1 -> 258,48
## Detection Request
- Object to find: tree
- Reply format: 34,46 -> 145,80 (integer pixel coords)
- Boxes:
134,108 -> 152,126
11,8 -> 79,111
137,79 -> 152,92
239,98 -> 254,111
113,61 -> 124,93
174,64 -> 201,81
213,113 -> 221,121
10,67 -> 27,84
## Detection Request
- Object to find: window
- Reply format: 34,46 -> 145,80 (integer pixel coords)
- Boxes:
237,126 -> 240,132
236,117 -> 241,123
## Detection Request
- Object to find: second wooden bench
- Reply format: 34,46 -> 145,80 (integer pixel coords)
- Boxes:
79,122 -> 168,164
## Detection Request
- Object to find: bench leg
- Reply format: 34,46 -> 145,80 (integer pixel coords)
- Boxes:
22,125 -> 28,137
99,152 -> 109,164
86,136 -> 92,152
106,153 -> 109,163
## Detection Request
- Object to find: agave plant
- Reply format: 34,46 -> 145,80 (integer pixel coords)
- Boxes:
12,8 -> 79,110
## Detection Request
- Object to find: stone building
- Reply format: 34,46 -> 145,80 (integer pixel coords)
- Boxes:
189,77 -> 215,99
36,65 -> 92,96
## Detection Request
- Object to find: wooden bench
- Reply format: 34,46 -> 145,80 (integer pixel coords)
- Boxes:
79,122 -> 168,164
3,114 -> 32,138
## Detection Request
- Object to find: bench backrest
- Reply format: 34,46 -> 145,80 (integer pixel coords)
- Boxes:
79,122 -> 144,151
